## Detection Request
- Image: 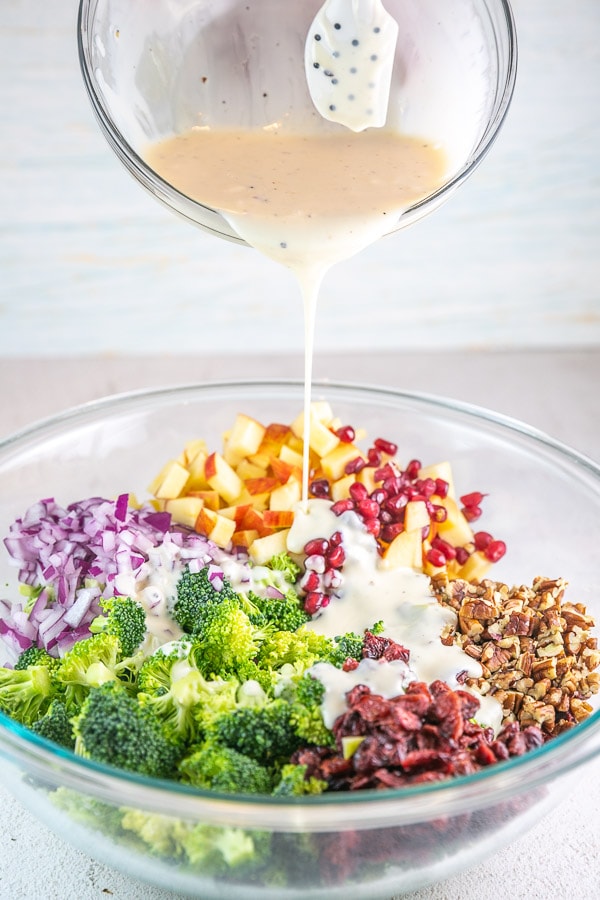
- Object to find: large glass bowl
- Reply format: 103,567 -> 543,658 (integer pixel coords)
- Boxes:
0,380 -> 599,899
77,0 -> 517,239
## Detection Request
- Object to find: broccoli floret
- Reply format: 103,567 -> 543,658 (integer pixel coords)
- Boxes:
57,632 -> 139,710
89,595 -> 147,656
213,698 -> 300,763
272,763 -> 327,797
266,552 -> 301,584
288,674 -> 335,748
172,566 -> 238,634
180,823 -> 270,873
0,664 -> 55,726
120,809 -> 191,858
326,631 -> 365,668
179,738 -> 274,795
14,645 -> 61,673
247,589 -> 309,634
31,699 -> 75,749
73,681 -> 180,778
137,640 -> 192,694
256,626 -> 332,671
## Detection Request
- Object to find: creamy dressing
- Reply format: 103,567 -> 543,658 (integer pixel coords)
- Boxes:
309,657 -> 414,728
287,499 -> 502,731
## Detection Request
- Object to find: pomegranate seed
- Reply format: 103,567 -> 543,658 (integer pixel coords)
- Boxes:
329,530 -> 343,546
304,538 -> 329,556
374,437 -> 398,456
430,504 -> 448,523
323,568 -> 343,589
349,481 -> 369,501
304,591 -> 327,615
345,456 -> 366,475
357,498 -> 380,519
379,510 -> 393,525
462,505 -> 482,522
381,522 -> 404,542
367,447 -> 382,466
434,478 -> 449,499
426,548 -> 447,568
331,499 -> 354,515
385,494 -> 408,513
363,518 -> 381,537
484,539 -> 506,562
455,547 -> 471,565
416,478 -> 436,498
336,425 -> 356,443
326,545 -> 346,568
473,531 -> 493,551
460,491 -> 485,507
405,459 -> 421,479
305,554 -> 326,573
374,463 -> 396,482
431,536 -> 456,560
309,478 -> 330,499
300,571 -> 321,593
370,488 -> 387,505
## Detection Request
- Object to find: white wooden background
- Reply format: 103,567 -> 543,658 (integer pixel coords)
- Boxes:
1,0 -> 599,357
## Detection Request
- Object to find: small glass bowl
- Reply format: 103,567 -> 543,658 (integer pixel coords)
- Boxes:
77,0 -> 517,240
0,380 -> 599,899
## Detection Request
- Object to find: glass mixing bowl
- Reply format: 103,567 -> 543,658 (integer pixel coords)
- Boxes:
0,380 -> 599,899
77,0 -> 517,240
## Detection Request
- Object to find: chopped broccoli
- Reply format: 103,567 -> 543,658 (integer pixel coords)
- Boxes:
120,809 -> 191,858
326,631 -> 365,669
266,552 -> 301,584
172,566 -> 238,634
247,589 -> 309,634
89,595 -> 147,656
0,664 -> 56,726
137,640 -> 192,694
31,699 -> 75,749
179,823 -> 270,872
179,738 -> 274,795
73,681 -> 180,778
256,625 -> 332,671
288,674 -> 335,748
272,763 -> 327,797
140,667 -> 234,744
57,632 -> 139,710
212,698 -> 300,763
14,645 -> 61,673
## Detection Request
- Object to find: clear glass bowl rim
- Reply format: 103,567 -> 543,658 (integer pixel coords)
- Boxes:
0,378 -> 599,833
76,0 -> 518,240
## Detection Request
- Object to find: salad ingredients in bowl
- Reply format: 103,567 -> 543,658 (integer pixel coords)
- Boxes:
0,381 -> 599,899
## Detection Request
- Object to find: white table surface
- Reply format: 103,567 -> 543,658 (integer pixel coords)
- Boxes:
0,349 -> 599,900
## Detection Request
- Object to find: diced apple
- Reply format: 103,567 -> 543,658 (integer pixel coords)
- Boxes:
457,550 -> 491,581
245,476 -> 280,496
269,478 -> 301,511
195,507 -> 236,548
204,452 -> 244,505
181,439 -> 208,467
239,506 -> 273,537
231,529 -> 260,549
356,465 -> 377,494
404,500 -> 430,533
223,413 -> 266,467
278,444 -> 304,468
436,496 -> 474,546
381,529 -> 423,570
290,402 -> 334,437
188,489 -> 220,512
249,529 -> 291,565
263,509 -> 295,528
186,449 -> 209,490
235,458 -> 268,481
320,443 -> 363,481
150,460 -> 190,500
331,473 -> 355,501
308,416 -> 340,458
218,503 -> 251,524
163,496 -> 204,529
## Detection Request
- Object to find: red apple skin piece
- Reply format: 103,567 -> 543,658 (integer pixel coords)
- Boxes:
263,509 -> 295,528
245,477 -> 281,496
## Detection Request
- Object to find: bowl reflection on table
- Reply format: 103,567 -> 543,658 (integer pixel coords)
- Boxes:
77,0 -> 517,240
0,380 -> 599,899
